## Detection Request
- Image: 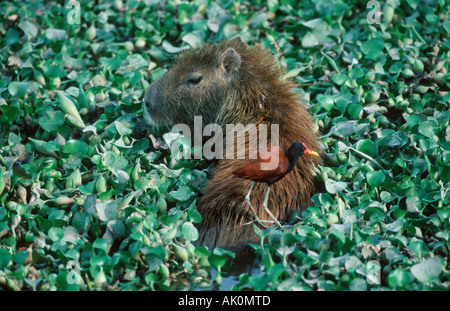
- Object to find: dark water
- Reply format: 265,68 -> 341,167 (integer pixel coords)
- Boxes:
194,251 -> 261,291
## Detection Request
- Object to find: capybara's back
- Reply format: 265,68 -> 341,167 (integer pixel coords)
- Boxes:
144,36 -> 321,251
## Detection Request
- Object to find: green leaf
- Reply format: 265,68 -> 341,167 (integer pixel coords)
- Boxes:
114,121 -> 133,136
5,28 -> 20,45
356,139 -> 378,158
93,238 -> 110,253
325,179 -> 347,194
43,60 -> 66,78
182,32 -> 203,49
332,73 -> 348,86
100,56 -> 122,71
332,120 -> 357,137
45,28 -> 67,41
0,106 -> 20,124
349,278 -> 367,291
181,222 -> 199,242
387,269 -> 413,288
418,121 -> 437,138
410,258 -> 443,283
48,227 -> 65,241
72,212 -> 91,231
366,171 -> 385,187
39,110 -> 65,132
162,40 -> 189,53
168,186 -> 192,202
249,12 -> 269,28
208,253 -> 229,269
95,202 -> 118,221
8,82 -> 30,98
0,249 -> 12,268
406,0 -> 421,9
62,139 -> 89,155
18,19 -> 39,38
316,94 -> 334,111
13,250 -> 30,265
380,191 -> 396,203
348,103 -> 363,119
360,38 -> 385,55
302,32 -> 319,48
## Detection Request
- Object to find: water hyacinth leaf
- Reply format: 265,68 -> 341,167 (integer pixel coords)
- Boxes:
18,19 -> 39,38
114,121 -> 133,136
162,40 -> 189,53
45,28 -> 67,41
57,92 -> 85,128
100,56 -> 122,71
360,37 -> 385,55
143,215 -> 158,230
5,28 -> 20,45
111,168 -> 130,184
43,60 -> 66,78
332,74 -> 348,85
302,32 -> 319,48
406,197 -> 420,213
366,171 -> 385,187
93,238 -> 111,254
48,227 -> 65,241
380,191 -> 396,203
8,82 -> 30,98
410,258 -> 443,283
168,186 -> 192,202
347,103 -> 363,119
0,249 -> 12,268
181,222 -> 199,242
418,121 -> 437,138
316,94 -> 334,111
182,32 -> 203,48
325,179 -> 347,194
355,139 -> 378,158
387,269 -> 413,288
0,106 -> 20,125
62,139 -> 89,155
208,253 -> 229,269
72,212 -> 91,231
39,110 -> 65,132
332,120 -> 357,137
96,201 -> 118,222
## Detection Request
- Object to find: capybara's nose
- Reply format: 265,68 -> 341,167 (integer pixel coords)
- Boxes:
144,87 -> 157,114
144,79 -> 164,115
144,88 -> 152,107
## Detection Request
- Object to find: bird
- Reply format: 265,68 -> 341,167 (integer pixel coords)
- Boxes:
232,142 -> 319,228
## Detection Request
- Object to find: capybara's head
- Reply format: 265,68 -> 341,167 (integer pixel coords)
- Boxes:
144,35 -> 281,128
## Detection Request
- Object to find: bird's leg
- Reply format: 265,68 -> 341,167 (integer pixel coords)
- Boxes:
244,182 -> 273,228
262,185 -> 283,228
244,182 -> 256,215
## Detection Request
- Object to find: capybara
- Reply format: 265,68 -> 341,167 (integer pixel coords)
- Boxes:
144,35 -> 321,251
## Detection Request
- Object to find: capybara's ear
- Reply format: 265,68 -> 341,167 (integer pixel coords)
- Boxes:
219,48 -> 241,74
229,34 -> 246,46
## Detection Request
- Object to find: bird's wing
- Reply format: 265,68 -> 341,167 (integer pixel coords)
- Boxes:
232,147 -> 287,182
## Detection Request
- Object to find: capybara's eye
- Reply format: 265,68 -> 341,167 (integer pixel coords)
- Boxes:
186,73 -> 203,85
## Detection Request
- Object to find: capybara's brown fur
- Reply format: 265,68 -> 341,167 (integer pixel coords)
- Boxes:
144,36 -> 321,251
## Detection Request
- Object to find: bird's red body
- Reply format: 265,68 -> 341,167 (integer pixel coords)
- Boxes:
232,142 -> 319,228
232,146 -> 289,185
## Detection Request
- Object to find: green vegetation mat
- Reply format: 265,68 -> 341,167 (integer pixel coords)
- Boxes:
0,0 -> 449,290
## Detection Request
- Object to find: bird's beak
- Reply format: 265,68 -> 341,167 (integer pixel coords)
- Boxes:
304,147 -> 319,157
